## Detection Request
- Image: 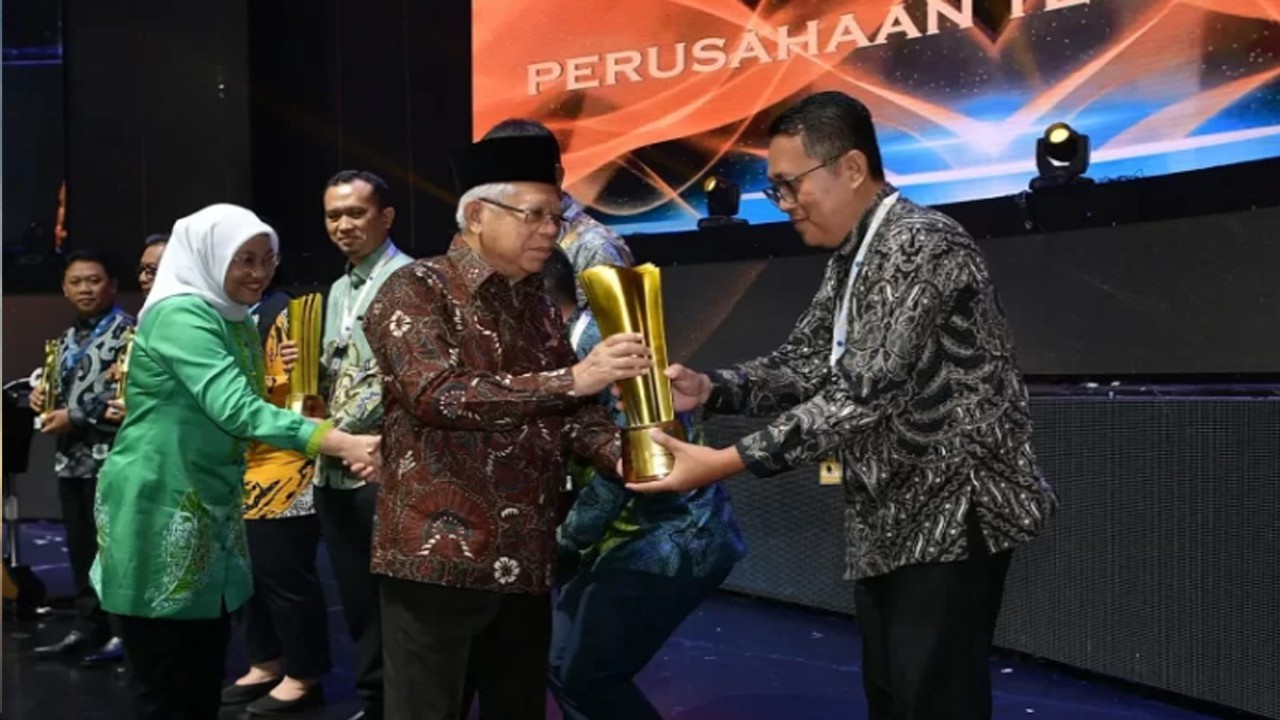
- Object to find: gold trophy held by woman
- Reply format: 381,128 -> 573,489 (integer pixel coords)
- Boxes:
286,293 -> 326,418
580,263 -> 683,483
30,340 -> 60,430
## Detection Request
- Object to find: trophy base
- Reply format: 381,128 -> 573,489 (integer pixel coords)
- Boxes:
622,419 -> 685,484
286,393 -> 327,419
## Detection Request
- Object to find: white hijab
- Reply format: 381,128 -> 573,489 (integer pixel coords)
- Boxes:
140,203 -> 279,324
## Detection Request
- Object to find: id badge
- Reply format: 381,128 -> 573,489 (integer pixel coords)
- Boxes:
327,344 -> 348,378
819,458 -> 842,486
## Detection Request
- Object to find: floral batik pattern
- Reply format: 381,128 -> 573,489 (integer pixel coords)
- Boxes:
363,238 -> 621,594
146,490 -> 215,615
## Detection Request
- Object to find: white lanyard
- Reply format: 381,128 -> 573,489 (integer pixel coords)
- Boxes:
569,310 -> 593,353
337,244 -> 398,351
830,192 -> 899,368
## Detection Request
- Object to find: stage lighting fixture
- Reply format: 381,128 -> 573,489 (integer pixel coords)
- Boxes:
697,175 -> 747,230
1031,122 -> 1094,191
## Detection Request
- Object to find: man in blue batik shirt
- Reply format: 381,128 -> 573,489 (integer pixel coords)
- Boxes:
29,250 -> 134,666
542,248 -> 747,720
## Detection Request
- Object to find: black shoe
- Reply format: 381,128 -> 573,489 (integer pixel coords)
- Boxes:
80,636 -> 124,666
32,630 -> 89,658
246,684 -> 324,715
221,678 -> 281,706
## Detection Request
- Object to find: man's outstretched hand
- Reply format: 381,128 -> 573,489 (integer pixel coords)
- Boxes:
614,363 -> 711,414
624,428 -> 744,494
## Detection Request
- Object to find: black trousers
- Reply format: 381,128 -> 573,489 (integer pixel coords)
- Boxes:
548,567 -> 727,720
116,612 -> 230,720
58,476 -> 112,642
853,528 -> 1013,720
315,483 -> 383,711
381,577 -> 551,720
239,514 -> 332,679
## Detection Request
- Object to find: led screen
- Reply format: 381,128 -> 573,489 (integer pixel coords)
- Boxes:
474,1 -> 1280,233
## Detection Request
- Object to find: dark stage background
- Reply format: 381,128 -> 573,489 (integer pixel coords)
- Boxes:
245,0 -> 472,279
654,205 -> 1280,379
707,398 -> 1280,719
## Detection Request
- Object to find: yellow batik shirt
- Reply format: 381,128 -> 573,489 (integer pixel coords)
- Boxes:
243,304 -> 316,520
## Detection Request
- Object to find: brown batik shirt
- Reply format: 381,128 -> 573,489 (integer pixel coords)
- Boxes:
363,237 -> 621,594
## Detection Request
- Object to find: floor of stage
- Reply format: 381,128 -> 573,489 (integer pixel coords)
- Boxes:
3,521 -> 1224,720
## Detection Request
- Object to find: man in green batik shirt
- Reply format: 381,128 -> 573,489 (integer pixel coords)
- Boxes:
317,170 -> 411,720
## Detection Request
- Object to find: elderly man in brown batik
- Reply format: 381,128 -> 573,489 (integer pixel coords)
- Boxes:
363,134 -> 651,720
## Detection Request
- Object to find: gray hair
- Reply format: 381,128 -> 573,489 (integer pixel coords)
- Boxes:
455,182 -> 516,231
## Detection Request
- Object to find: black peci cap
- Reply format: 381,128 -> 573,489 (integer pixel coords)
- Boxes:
451,135 -> 561,195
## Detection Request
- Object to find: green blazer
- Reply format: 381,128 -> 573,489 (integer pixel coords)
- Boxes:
91,295 -> 330,619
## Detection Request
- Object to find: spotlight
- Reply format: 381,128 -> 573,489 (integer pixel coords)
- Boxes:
1031,122 -> 1094,191
697,175 -> 747,230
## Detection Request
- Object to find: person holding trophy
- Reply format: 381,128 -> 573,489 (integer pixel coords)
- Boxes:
28,249 -> 134,666
219,289 -> 333,715
626,92 -> 1058,720
541,248 -> 746,720
103,232 -> 170,425
316,170 -> 412,720
90,203 -> 380,720
136,233 -> 169,294
363,134 -> 649,720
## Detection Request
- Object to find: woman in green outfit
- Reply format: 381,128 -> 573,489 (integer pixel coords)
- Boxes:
91,203 -> 380,720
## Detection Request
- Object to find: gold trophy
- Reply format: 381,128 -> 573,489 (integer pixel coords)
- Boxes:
286,293 -> 326,418
30,340 -> 60,430
579,263 -> 683,483
114,328 -> 136,401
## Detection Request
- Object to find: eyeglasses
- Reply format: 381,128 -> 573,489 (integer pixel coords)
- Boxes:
137,263 -> 159,278
762,157 -> 840,207
230,252 -> 282,273
479,198 -> 568,231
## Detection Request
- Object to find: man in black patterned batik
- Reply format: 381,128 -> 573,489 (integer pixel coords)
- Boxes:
630,91 -> 1058,720
29,250 -> 135,666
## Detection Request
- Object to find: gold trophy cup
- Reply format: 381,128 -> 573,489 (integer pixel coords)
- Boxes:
579,264 -> 683,483
31,340 -> 60,430
286,293 -> 326,418
114,327 -> 136,402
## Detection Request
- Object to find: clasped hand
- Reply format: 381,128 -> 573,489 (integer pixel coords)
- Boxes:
605,362 -> 740,494
279,340 -> 299,374
337,433 -> 382,482
622,427 -> 744,495
105,399 -> 126,424
28,386 -> 45,414
27,387 -> 71,433
572,333 -> 652,397
611,363 -> 712,414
